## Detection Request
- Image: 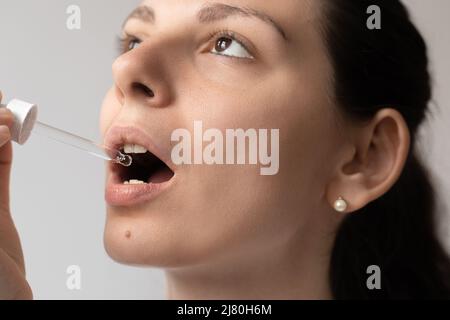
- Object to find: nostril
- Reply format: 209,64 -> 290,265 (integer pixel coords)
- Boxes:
132,82 -> 155,98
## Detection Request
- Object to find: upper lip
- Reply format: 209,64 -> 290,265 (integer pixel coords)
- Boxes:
104,125 -> 174,171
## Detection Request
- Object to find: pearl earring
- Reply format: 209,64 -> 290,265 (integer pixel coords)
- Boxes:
333,196 -> 348,213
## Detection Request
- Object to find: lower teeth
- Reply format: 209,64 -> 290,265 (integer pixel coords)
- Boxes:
124,179 -> 147,185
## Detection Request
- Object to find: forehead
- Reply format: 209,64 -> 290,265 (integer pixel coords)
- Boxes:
137,0 -> 321,38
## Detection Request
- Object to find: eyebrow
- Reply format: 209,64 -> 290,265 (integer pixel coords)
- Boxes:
123,3 -> 287,40
123,6 -> 155,28
197,3 -> 287,40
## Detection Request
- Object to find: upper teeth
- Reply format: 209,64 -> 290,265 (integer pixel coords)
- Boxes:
123,144 -> 148,154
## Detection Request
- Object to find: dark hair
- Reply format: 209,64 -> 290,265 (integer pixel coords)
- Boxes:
321,0 -> 450,298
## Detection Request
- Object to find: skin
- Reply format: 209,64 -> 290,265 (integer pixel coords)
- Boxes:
0,0 -> 410,299
0,91 -> 33,299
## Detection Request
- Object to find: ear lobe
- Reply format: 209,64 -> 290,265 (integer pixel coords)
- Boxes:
327,108 -> 411,213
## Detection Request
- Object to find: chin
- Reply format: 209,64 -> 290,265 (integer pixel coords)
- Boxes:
102,219 -> 163,267
102,212 -> 202,269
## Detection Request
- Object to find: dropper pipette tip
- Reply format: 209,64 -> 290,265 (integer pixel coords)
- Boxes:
115,152 -> 133,167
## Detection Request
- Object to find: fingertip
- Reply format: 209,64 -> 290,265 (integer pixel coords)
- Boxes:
0,109 -> 15,128
0,124 -> 10,133
0,125 -> 11,144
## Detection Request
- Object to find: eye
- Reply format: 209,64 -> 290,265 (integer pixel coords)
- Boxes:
118,35 -> 142,54
210,35 -> 254,59
128,38 -> 142,51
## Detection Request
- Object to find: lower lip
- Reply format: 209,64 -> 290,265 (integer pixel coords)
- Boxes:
105,168 -> 174,207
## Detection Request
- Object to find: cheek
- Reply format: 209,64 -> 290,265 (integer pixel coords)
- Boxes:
99,88 -> 121,138
173,83 -> 331,251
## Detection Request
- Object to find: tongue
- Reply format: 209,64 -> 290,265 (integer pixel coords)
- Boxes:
148,166 -> 174,184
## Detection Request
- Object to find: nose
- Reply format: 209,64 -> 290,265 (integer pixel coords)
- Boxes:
112,41 -> 172,108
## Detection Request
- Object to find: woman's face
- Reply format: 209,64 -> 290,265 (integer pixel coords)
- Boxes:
100,0 -> 343,268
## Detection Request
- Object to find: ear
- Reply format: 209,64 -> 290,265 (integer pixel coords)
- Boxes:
326,108 -> 411,213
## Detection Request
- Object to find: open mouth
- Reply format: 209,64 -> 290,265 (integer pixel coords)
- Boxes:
115,144 -> 175,185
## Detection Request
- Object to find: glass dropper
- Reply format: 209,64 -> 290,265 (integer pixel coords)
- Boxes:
33,121 -> 133,167
1,99 -> 132,167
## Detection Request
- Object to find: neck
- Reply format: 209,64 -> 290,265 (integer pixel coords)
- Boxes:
164,227 -> 335,300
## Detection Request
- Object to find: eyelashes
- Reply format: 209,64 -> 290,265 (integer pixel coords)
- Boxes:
204,29 -> 254,59
116,34 -> 142,54
116,29 -> 255,60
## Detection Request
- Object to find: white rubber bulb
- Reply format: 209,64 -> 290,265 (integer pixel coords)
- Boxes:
0,99 -> 38,145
